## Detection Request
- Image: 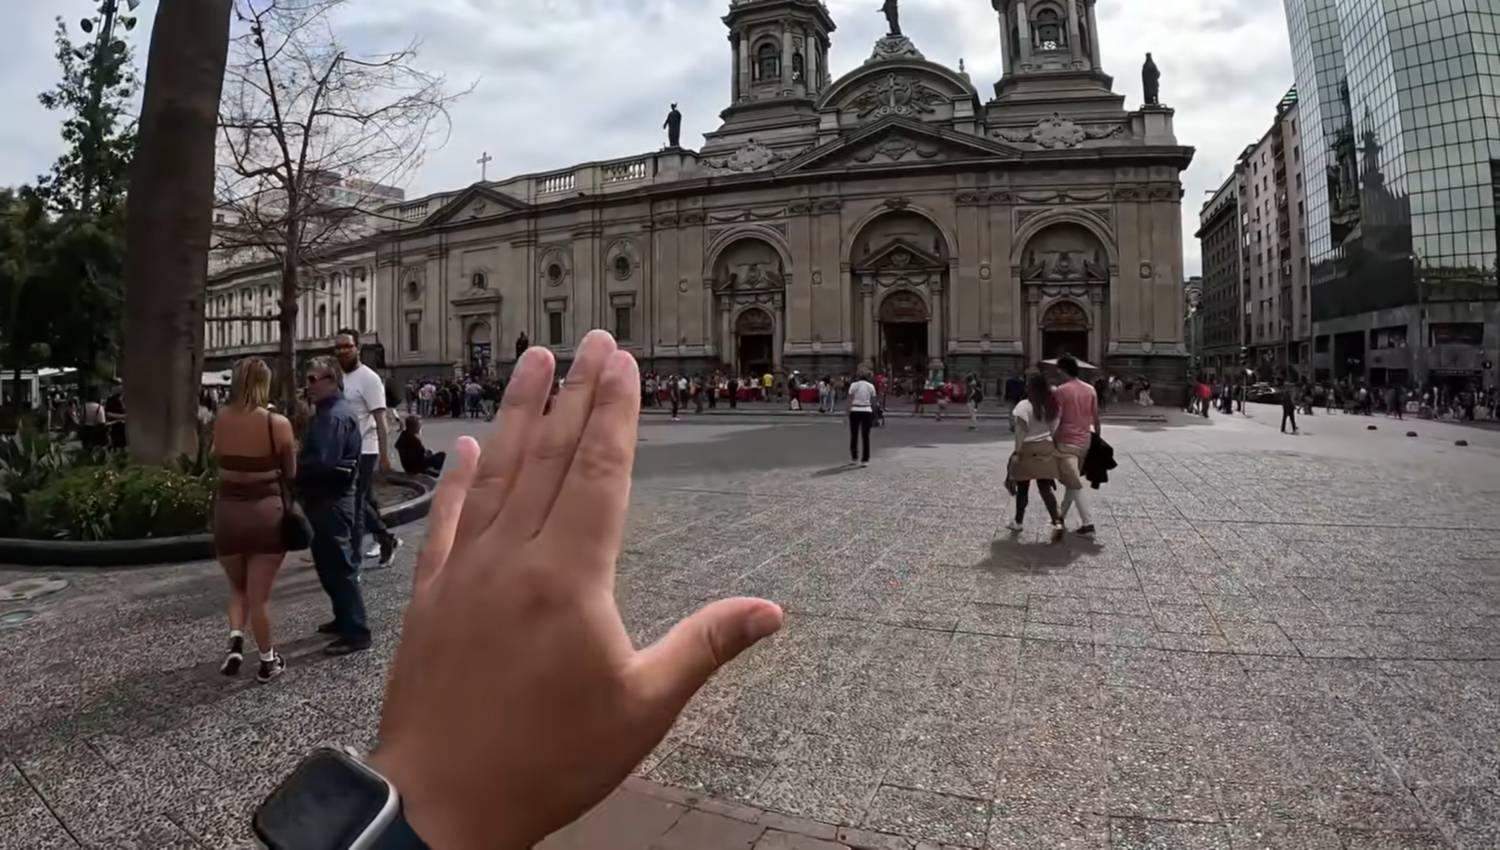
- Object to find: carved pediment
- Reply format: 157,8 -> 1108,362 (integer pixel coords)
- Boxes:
779,117 -> 1021,174
847,73 -> 949,122
1019,247 -> 1110,282
714,261 -> 786,293
421,184 -> 530,227
855,238 -> 945,274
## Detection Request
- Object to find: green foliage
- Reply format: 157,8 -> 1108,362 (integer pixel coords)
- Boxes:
19,464 -> 214,541
35,9 -> 139,217
0,425 -> 75,535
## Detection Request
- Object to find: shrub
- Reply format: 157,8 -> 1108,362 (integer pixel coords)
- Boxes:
0,425 -> 75,536
19,465 -> 214,541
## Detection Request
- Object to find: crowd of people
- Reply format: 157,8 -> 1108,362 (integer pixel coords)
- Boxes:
1184,373 -> 1499,434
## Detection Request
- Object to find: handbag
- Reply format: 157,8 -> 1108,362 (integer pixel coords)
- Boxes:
268,415 -> 314,551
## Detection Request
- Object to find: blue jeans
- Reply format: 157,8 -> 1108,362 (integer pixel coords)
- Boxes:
306,493 -> 370,641
355,454 -> 393,562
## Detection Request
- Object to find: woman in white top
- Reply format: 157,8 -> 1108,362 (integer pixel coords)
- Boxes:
1007,373 -> 1064,539
846,372 -> 877,466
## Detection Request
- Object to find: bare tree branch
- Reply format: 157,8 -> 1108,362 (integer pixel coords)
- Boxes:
213,0 -> 467,405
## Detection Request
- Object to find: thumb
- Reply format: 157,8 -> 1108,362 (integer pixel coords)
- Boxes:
633,597 -> 784,712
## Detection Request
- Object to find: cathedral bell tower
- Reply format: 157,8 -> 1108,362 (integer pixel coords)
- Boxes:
991,0 -> 1115,104
704,0 -> 835,152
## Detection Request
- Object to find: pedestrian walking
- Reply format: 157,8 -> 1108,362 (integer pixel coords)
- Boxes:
847,371 -> 876,466
669,374 -> 682,421
727,375 -> 738,409
334,330 -> 402,570
211,358 -> 293,682
1006,373 -> 1064,541
1280,380 -> 1299,434
1051,355 -> 1099,536
298,357 -> 370,656
965,372 -> 982,430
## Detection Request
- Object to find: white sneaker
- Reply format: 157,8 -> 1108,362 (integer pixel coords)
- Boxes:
364,543 -> 380,560
1006,519 -> 1024,532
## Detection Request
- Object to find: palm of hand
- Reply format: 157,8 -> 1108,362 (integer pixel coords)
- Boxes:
371,331 -> 782,850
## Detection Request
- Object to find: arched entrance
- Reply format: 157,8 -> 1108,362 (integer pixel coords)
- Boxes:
878,291 -> 930,378
851,210 -> 951,372
1016,220 -> 1112,366
735,308 -> 775,376
710,235 -> 788,375
466,320 -> 493,375
1041,301 -> 1089,360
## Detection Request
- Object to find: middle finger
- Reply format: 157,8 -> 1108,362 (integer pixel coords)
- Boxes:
490,329 -> 618,542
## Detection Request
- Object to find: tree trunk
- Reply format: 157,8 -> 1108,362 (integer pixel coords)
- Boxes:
122,0 -> 232,464
278,250 -> 300,414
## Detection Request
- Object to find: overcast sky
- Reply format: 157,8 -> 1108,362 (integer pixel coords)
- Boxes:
0,0 -> 1294,276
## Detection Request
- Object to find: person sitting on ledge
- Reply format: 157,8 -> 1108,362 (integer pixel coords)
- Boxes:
395,415 -> 446,477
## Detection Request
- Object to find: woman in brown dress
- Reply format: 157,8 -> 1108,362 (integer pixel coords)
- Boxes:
212,357 -> 296,683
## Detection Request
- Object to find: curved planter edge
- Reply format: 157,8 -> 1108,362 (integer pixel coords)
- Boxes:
0,473 -> 437,570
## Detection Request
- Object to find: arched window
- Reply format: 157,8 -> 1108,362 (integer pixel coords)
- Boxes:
792,52 -> 804,84
755,42 -> 780,82
356,297 -> 368,332
1033,7 -> 1064,50
317,305 -> 327,338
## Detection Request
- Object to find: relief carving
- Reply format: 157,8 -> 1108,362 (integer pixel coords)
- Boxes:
850,136 -> 943,163
991,113 -> 1128,149
786,200 -> 813,215
680,210 -> 706,225
700,139 -> 804,175
848,73 -> 948,121
1018,248 -> 1109,282
816,199 -> 843,213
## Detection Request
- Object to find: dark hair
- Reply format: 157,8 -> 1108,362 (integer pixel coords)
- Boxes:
1027,373 -> 1058,421
1056,354 -> 1080,377
336,328 -> 360,344
405,414 -> 421,432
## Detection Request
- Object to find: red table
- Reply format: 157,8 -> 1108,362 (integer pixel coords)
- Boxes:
797,387 -> 818,404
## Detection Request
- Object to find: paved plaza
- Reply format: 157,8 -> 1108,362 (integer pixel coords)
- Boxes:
3,406 -> 1500,849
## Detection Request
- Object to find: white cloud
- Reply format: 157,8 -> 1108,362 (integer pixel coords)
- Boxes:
0,0 -> 1294,276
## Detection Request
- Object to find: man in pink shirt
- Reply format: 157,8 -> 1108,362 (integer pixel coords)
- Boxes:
1051,355 -> 1100,536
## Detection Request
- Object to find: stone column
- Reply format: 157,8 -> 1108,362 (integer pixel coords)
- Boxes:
805,29 -> 817,95
861,279 -> 876,368
1086,0 -> 1102,67
1065,0 -> 1081,58
997,4 -> 1010,73
738,35 -> 751,99
721,305 -> 733,372
928,284 -> 944,362
730,35 -> 739,104
781,25 -> 794,93
773,297 -> 785,370
1016,0 -> 1032,65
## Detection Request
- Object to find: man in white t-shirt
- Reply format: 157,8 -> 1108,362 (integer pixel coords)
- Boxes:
846,372 -> 876,466
335,330 -> 402,570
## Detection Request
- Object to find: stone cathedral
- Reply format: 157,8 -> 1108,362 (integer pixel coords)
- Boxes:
206,0 -> 1195,395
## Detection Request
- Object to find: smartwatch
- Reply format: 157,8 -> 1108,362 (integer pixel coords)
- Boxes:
253,747 -> 429,850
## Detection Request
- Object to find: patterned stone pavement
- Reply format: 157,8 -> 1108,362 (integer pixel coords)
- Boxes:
2,407 -> 1499,849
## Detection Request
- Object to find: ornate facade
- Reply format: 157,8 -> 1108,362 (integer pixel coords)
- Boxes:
205,0 -> 1194,396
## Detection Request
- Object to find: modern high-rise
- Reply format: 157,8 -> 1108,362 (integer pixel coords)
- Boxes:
1284,0 -> 1500,389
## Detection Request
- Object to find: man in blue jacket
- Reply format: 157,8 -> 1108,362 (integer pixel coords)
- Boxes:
299,356 -> 370,655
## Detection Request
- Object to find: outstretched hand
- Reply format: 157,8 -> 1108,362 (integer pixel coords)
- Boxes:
369,330 -> 784,850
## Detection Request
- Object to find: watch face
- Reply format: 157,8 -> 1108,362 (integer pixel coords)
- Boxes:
254,749 -> 391,850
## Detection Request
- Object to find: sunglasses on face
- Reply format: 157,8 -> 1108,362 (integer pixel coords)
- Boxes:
305,374 -> 331,385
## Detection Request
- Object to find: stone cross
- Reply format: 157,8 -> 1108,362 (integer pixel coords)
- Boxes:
477,151 -> 493,181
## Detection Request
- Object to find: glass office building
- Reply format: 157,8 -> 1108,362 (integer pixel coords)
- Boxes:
1284,0 -> 1500,388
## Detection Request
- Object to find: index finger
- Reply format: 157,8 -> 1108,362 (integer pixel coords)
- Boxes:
544,349 -> 640,569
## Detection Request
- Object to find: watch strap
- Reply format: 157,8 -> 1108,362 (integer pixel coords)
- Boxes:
369,801 -> 430,850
